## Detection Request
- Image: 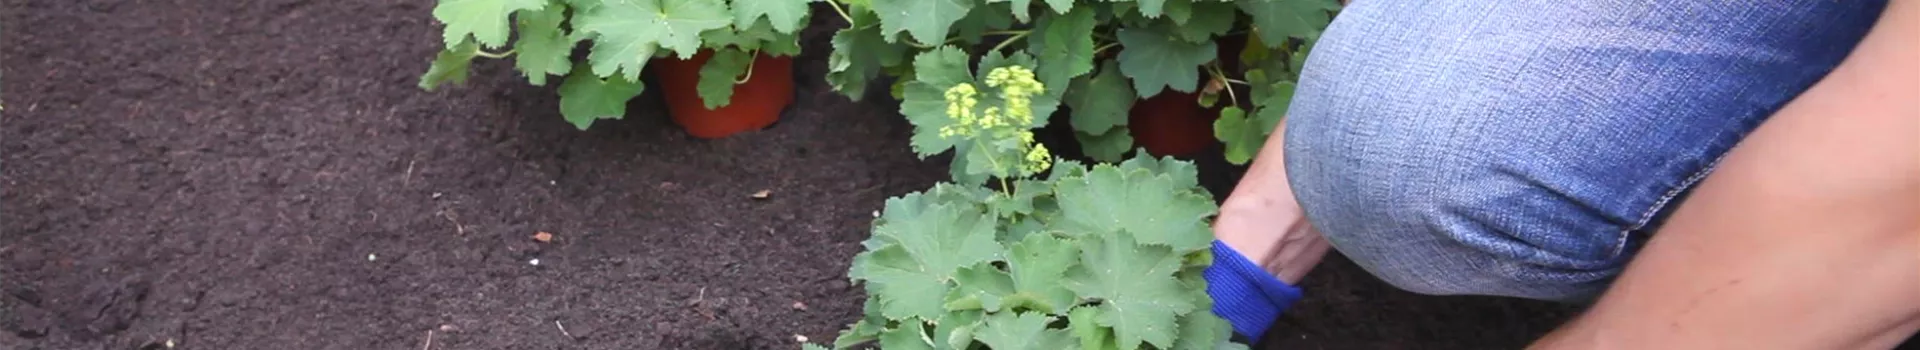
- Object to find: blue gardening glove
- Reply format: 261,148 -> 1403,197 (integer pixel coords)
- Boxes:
1203,239 -> 1304,341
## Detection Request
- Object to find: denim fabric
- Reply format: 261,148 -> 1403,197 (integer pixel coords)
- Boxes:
1282,0 -> 1886,301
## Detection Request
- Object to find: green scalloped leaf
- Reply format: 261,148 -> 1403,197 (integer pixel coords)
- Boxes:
420,39 -> 480,91
849,200 -> 1003,321
432,0 -> 548,48
1053,165 -> 1216,252
974,312 -> 1077,350
871,0 -> 973,45
1117,152 -> 1201,191
511,2 -> 575,86
879,319 -> 936,350
944,233 -> 1079,314
936,310 -> 986,349
695,49 -> 753,109
1172,0 -> 1236,42
700,17 -> 803,55
1075,129 -> 1134,163
825,9 -> 907,99
952,0 -> 1016,45
831,318 -> 884,349
1069,306 -> 1117,350
1135,0 -> 1167,18
1029,7 -> 1096,97
576,0 -> 732,80
730,0 -> 809,33
1065,61 -> 1134,135
1116,25 -> 1217,97
1062,232 -> 1196,350
1173,313 -> 1235,350
557,64 -> 646,129
1237,0 -> 1337,45
1213,106 -> 1260,164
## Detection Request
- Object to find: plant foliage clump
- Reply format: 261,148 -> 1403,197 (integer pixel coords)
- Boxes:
821,0 -> 1338,165
809,65 -> 1241,350
419,0 -> 811,129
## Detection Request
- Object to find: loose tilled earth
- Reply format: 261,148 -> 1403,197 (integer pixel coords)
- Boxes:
2,1 -> 1913,349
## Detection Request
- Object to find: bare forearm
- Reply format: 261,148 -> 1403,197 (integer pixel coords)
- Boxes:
1216,124 -> 1330,284
1534,1 -> 1920,348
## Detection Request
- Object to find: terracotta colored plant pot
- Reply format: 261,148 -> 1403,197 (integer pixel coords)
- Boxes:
1128,89 -> 1216,157
652,50 -> 794,139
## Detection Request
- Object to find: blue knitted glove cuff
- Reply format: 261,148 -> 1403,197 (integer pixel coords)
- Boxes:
1203,239 -> 1303,340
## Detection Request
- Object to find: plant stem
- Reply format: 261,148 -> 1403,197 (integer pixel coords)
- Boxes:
1208,64 -> 1240,107
735,49 -> 760,84
474,49 -> 514,59
989,31 -> 1031,53
945,30 -> 1030,46
825,0 -> 855,24
1224,79 -> 1240,107
905,37 -> 937,49
1093,42 -> 1120,54
969,137 -> 1014,196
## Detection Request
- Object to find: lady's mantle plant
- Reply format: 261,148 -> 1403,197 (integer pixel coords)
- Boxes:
807,64 -> 1244,349
821,0 -> 1338,165
417,0 -> 811,129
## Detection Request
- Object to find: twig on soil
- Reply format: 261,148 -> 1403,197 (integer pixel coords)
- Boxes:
404,160 -> 416,187
420,329 -> 435,350
690,287 -> 718,320
554,320 -> 573,339
440,210 -> 466,235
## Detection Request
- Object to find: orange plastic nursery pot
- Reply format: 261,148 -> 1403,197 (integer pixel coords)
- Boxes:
652,49 -> 794,139
1128,89 -> 1217,157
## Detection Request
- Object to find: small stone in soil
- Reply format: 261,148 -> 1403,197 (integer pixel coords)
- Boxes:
791,301 -> 808,311
751,189 -> 771,199
532,231 -> 554,243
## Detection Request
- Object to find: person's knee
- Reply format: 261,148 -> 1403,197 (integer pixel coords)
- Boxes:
1275,3 -> 1655,301
1282,122 -> 1633,301
1286,142 -> 1626,297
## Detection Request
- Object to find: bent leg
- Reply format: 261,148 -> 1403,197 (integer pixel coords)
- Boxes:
1282,0 -> 1886,301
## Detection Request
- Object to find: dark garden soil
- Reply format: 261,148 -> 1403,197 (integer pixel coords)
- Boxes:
2,1 -> 1912,349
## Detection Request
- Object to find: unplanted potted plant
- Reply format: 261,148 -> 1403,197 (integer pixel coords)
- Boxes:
417,0 -> 812,138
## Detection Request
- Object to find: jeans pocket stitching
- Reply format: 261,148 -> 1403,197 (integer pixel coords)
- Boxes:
1612,151 -> 1731,258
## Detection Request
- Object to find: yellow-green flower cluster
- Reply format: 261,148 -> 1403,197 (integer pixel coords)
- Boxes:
939,66 -> 1054,177
940,84 -> 979,138
985,66 -> 1043,128
1021,134 -> 1052,175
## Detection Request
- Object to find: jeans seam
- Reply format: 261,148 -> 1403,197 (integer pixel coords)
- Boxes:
1614,152 -> 1728,258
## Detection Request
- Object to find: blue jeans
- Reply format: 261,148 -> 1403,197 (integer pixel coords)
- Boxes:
1283,0 -> 1887,301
